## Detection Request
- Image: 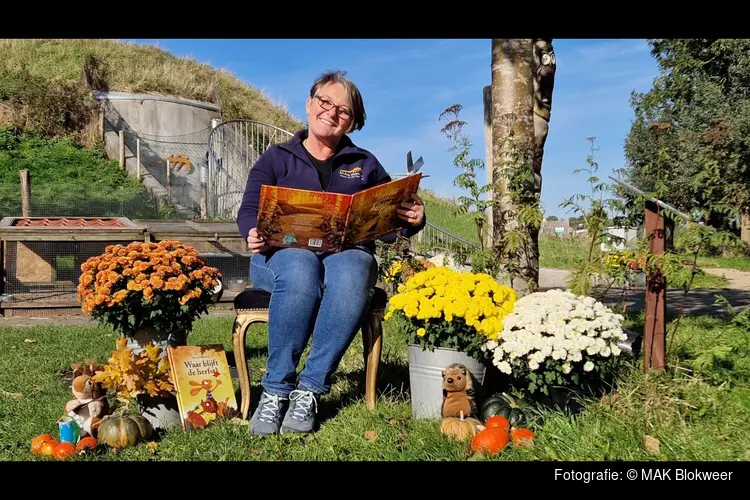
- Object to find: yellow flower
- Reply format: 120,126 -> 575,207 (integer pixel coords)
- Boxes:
385,266 -> 518,343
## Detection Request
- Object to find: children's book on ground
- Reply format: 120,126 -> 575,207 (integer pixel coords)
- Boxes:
256,173 -> 422,252
166,344 -> 239,430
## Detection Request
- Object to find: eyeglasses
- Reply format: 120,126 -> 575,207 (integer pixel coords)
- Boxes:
313,95 -> 352,120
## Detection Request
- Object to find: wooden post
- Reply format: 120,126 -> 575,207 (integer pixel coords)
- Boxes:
483,85 -> 493,249
20,169 -> 31,217
136,138 -> 141,181
166,158 -> 171,201
643,200 -> 667,372
119,130 -> 125,169
99,110 -> 105,142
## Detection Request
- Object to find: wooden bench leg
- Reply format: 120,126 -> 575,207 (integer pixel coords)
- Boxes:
361,310 -> 383,409
232,310 -> 269,420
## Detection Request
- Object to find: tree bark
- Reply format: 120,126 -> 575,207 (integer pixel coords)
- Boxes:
490,39 -> 536,294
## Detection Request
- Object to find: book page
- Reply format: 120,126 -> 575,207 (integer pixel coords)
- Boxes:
257,185 -> 352,252
343,173 -> 422,247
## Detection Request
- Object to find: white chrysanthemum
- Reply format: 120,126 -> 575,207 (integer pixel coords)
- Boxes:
497,361 -> 512,374
484,289 -> 626,379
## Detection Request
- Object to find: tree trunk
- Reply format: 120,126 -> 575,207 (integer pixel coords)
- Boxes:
490,39 -> 536,294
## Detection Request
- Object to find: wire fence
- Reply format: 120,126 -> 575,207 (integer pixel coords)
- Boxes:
0,184 -> 179,221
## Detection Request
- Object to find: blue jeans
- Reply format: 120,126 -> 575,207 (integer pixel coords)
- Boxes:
249,246 -> 378,397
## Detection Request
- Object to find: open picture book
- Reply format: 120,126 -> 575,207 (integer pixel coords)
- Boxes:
256,173 -> 422,252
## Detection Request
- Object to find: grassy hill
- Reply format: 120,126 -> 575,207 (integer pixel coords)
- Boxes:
0,39 -> 306,218
0,39 -> 304,140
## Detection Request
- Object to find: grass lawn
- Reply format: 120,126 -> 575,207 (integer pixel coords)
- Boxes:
2,306 -> 749,462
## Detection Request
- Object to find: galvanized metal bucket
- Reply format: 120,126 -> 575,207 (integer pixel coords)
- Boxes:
407,344 -> 486,420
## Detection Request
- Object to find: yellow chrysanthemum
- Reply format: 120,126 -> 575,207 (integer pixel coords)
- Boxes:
384,266 -> 518,345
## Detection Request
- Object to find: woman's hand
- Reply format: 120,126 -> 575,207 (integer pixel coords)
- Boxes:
247,227 -> 270,254
397,192 -> 425,226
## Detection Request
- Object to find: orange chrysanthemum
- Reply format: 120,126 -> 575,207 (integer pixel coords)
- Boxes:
76,240 -> 222,334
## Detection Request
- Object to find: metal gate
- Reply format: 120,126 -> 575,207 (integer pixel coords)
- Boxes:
206,119 -> 294,220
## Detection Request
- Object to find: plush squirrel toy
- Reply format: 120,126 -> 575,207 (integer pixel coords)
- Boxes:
64,360 -> 109,438
441,363 -> 477,418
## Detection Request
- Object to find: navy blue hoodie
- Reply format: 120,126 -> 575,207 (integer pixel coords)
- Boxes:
236,128 -> 426,250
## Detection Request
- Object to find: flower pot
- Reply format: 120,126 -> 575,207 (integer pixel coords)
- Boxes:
137,393 -> 181,431
125,325 -> 187,357
407,344 -> 486,420
123,326 -> 186,431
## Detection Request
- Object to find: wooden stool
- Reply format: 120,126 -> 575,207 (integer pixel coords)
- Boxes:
231,286 -> 387,420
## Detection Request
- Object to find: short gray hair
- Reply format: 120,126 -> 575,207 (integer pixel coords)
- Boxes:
309,70 -> 366,133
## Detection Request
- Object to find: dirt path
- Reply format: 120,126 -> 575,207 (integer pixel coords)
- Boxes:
703,268 -> 750,291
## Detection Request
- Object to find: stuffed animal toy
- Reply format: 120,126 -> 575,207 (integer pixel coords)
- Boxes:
441,363 -> 477,418
64,360 -> 109,438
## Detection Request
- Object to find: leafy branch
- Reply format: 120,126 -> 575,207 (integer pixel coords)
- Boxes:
560,137 -> 622,296
439,104 -> 495,251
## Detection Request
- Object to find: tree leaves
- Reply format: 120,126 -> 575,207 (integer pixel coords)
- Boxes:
625,39 -> 750,234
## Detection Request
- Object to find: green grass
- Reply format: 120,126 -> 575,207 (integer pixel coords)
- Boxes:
695,255 -> 750,272
418,189 -> 480,243
538,235 -> 590,270
0,129 -> 176,219
2,309 -> 749,461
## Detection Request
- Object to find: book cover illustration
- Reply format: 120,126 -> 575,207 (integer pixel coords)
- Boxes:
166,344 -> 240,430
257,186 -> 352,252
257,173 -> 422,253
344,172 -> 422,246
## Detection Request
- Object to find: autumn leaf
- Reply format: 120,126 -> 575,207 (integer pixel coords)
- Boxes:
96,339 -> 174,405
144,343 -> 162,362
364,430 -> 378,442
643,435 -> 660,455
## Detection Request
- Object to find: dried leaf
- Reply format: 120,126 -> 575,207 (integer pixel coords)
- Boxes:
0,390 -> 23,398
364,430 -> 378,442
396,430 -> 408,452
248,448 -> 263,455
145,442 -> 159,455
643,435 -> 660,455
23,338 -> 36,343
387,417 -> 407,426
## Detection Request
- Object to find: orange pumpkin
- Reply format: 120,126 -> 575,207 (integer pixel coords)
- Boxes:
471,427 -> 509,455
31,434 -> 54,454
484,415 -> 510,432
41,439 -> 58,456
76,437 -> 98,453
510,427 -> 535,447
53,442 -> 76,460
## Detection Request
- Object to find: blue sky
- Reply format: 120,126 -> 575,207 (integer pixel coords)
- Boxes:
128,39 -> 659,220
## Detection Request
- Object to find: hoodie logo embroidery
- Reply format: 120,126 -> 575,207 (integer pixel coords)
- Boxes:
339,166 -> 362,179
